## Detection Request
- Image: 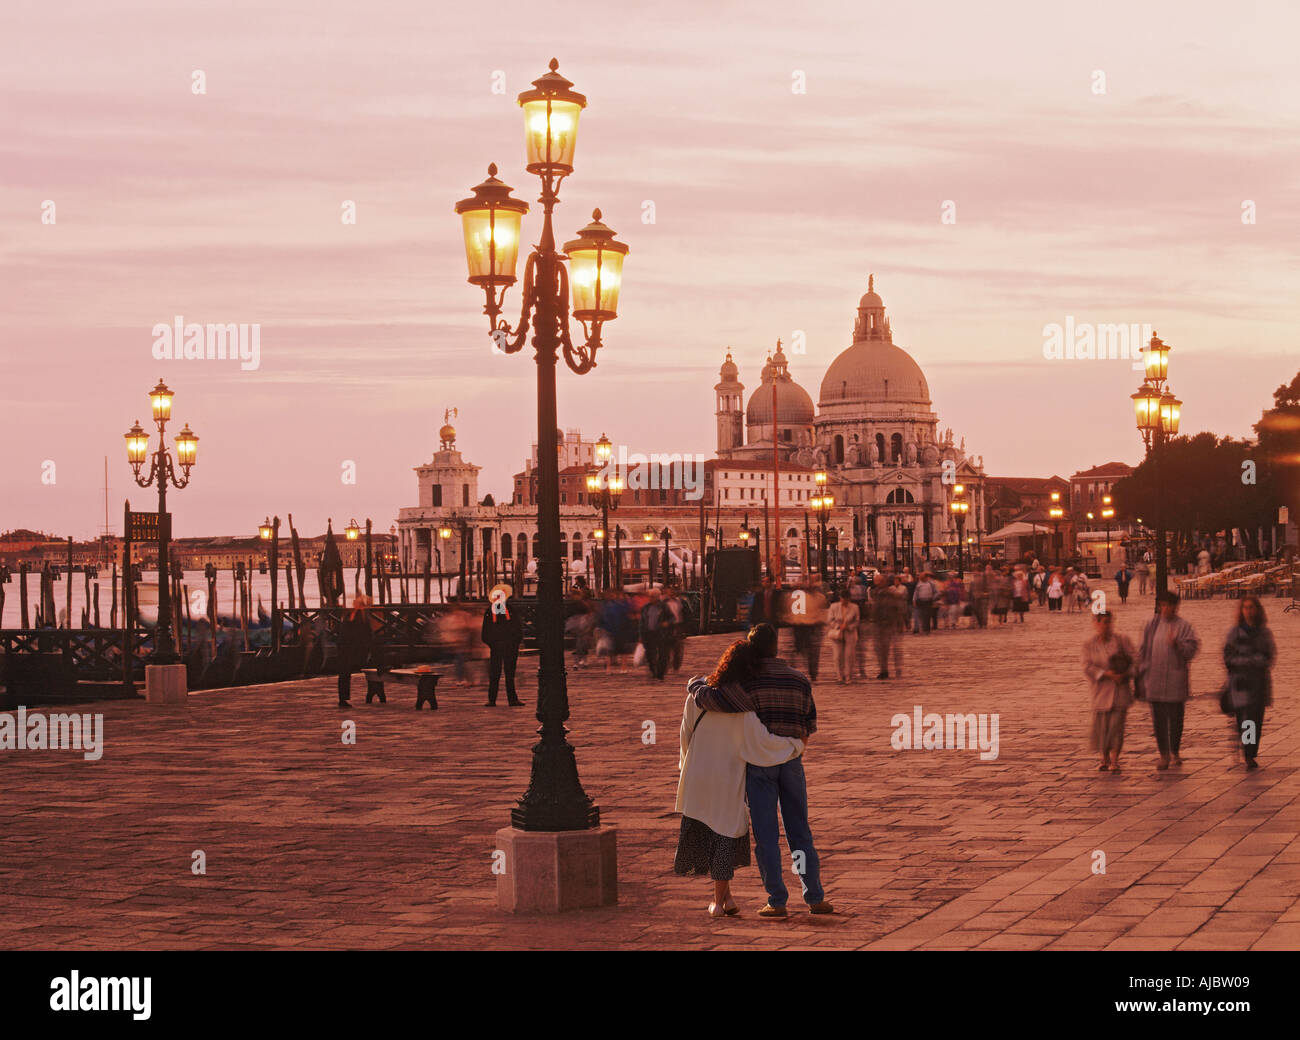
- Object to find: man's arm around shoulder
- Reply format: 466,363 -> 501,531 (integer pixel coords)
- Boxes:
687,675 -> 755,714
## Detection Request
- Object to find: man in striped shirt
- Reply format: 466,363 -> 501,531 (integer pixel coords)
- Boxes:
688,623 -> 832,918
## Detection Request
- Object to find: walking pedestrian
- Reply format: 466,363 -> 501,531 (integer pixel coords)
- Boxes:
335,593 -> 373,708
1136,554 -> 1151,596
1082,611 -> 1136,771
873,574 -> 906,679
639,587 -> 670,681
827,589 -> 859,683
1137,592 -> 1200,769
1011,569 -> 1030,623
1222,595 -> 1276,770
1047,571 -> 1064,612
912,572 -> 939,634
1115,564 -> 1133,605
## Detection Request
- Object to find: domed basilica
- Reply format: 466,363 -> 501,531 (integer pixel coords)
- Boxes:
714,276 -> 986,557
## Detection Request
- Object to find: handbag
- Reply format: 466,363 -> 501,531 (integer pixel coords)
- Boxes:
1217,682 -> 1233,715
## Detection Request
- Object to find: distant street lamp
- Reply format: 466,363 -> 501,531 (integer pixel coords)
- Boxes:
345,519 -> 361,542
949,483 -> 970,579
124,379 -> 198,663
259,516 -> 281,652
1049,491 -> 1064,568
586,432 -> 622,591
810,470 -> 831,583
1132,333 -> 1181,607
1101,495 -> 1115,563
436,524 -> 453,602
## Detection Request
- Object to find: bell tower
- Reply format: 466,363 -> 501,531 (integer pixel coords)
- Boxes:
714,349 -> 744,454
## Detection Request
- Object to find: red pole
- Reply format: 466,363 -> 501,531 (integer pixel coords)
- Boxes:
772,362 -> 781,587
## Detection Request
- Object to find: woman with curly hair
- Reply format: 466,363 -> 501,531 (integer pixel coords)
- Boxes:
673,636 -> 804,917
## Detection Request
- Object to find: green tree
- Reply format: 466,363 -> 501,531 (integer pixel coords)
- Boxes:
1253,371 -> 1300,542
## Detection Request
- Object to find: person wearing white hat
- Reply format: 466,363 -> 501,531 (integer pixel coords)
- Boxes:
481,584 -> 524,707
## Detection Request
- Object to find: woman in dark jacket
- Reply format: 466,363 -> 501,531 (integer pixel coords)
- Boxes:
1223,595 -> 1277,770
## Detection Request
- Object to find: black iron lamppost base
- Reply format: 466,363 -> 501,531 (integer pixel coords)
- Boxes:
511,734 -> 601,831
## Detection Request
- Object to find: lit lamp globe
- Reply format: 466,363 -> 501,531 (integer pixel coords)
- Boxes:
595,432 -> 613,465
174,425 -> 199,470
345,520 -> 361,542
738,529 -> 750,544
565,210 -> 628,322
438,526 -> 453,541
1142,333 -> 1171,385
149,379 -> 174,426
1131,384 -> 1162,433
518,59 -> 586,176
1159,390 -> 1182,434
609,475 -> 624,504
642,526 -> 654,543
259,518 -> 274,541
586,473 -> 601,494
455,165 -> 529,290
125,421 -> 149,472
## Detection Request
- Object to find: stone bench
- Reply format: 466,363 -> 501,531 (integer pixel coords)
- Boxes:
361,667 -> 440,710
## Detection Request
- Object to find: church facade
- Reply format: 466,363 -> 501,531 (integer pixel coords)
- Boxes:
714,277 -> 986,562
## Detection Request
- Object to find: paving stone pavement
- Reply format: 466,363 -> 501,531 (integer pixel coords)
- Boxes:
1,591 -> 1296,950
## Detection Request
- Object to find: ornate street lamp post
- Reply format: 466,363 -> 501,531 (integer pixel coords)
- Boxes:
1049,491 -> 1064,568
1101,495 -> 1115,563
949,483 -> 969,579
259,516 -> 281,652
457,59 -> 627,832
586,433 -> 622,592
810,469 -> 831,584
1132,333 -> 1180,608
124,380 -> 198,663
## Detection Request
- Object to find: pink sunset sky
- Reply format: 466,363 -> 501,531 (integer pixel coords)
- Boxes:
3,0 -> 1299,539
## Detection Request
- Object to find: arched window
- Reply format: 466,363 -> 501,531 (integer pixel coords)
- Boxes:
787,527 -> 798,538
886,488 -> 915,504
518,533 -> 529,561
875,433 -> 886,463
572,532 -> 582,560
501,533 -> 513,559
890,433 -> 903,463
834,435 -> 844,464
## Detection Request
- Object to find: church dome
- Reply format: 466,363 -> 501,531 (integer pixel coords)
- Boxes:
745,343 -> 815,426
820,276 -> 931,408
819,341 -> 930,407
747,378 -> 816,425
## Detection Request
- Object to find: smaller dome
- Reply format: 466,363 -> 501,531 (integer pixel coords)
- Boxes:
719,350 -> 738,381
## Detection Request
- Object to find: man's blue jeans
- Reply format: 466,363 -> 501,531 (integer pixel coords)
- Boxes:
745,757 -> 824,908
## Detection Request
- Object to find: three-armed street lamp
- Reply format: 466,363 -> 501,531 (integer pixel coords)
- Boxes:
585,433 -> 623,592
949,483 -> 970,579
1132,333 -> 1181,607
259,516 -> 281,652
810,469 -> 832,583
457,58 -> 627,833
125,380 -> 198,663
1101,495 -> 1116,563
1049,491 -> 1065,568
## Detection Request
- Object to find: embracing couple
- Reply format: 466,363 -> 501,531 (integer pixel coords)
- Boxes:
673,623 -> 833,919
